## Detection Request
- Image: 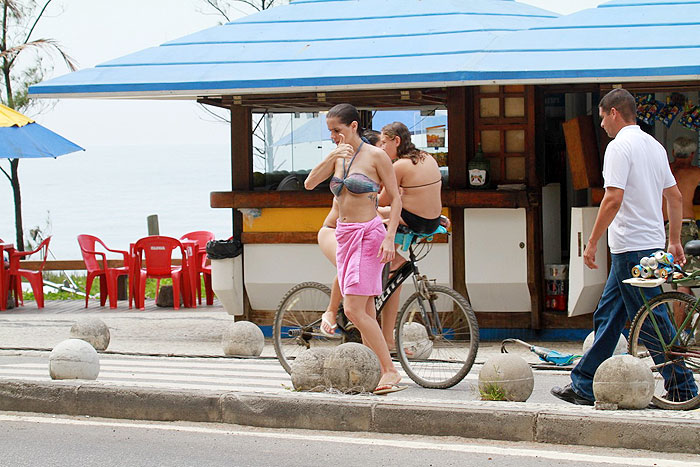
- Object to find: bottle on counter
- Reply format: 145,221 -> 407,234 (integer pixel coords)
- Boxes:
468,143 -> 491,189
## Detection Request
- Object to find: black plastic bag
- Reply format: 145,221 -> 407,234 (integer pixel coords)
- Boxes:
206,238 -> 242,260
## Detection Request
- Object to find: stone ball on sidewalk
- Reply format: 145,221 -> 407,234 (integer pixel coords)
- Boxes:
401,322 -> 433,360
221,320 -> 264,356
593,354 -> 654,409
582,331 -> 627,356
478,354 -> 534,402
49,338 -> 100,380
323,343 -> 381,393
290,348 -> 332,392
69,317 -> 110,351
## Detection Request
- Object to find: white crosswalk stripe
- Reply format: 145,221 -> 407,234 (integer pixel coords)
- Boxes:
0,354 -> 477,395
0,355 -> 296,393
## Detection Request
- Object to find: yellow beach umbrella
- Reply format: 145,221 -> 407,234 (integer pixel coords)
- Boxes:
0,104 -> 34,128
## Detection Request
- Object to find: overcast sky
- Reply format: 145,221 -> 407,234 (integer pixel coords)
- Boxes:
18,0 -> 605,148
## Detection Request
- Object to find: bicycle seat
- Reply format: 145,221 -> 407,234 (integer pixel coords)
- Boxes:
394,225 -> 447,251
685,240 -> 700,257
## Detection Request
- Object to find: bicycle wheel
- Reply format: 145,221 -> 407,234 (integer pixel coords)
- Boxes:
628,291 -> 700,410
273,282 -> 341,374
395,285 -> 479,388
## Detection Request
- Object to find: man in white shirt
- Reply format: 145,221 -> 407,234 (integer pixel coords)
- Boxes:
551,88 -> 698,405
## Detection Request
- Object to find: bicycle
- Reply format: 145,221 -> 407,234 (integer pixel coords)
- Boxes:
273,225 -> 479,389
625,241 -> 700,410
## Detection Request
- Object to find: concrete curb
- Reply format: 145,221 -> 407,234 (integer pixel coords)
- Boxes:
0,379 -> 698,454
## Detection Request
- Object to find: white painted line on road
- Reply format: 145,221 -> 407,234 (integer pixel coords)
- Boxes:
0,413 -> 687,466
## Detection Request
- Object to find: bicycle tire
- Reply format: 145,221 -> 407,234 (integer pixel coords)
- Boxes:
273,281 -> 340,374
628,291 -> 700,410
395,285 -> 479,389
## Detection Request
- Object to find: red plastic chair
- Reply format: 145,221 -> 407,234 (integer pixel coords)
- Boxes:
0,239 -> 12,310
77,235 -> 130,309
132,236 -> 186,310
180,231 -> 215,305
8,236 -> 51,309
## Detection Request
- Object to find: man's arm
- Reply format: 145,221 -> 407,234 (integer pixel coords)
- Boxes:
584,187 -> 624,269
663,184 -> 686,266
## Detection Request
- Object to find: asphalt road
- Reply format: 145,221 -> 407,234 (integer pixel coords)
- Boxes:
1,411 -> 696,467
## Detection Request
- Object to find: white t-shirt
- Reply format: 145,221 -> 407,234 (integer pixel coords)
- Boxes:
602,125 -> 676,254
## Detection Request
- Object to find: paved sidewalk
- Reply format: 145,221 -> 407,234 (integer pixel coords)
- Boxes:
0,301 -> 699,454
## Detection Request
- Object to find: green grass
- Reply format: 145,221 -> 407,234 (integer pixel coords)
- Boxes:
479,382 -> 508,401
19,272 -> 206,301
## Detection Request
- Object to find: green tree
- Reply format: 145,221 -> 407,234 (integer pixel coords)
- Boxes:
0,0 -> 77,251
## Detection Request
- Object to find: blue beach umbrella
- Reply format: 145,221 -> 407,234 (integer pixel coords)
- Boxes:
0,104 -> 84,158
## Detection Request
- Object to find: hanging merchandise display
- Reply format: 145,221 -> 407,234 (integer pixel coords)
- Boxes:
679,102 -> 700,131
468,143 -> 490,189
634,93 -> 699,131
635,94 -> 664,126
657,94 -> 683,128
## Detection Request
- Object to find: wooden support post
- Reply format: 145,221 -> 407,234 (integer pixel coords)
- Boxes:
230,104 -> 253,319
528,86 -> 545,330
446,87 -> 473,300
446,87 -> 471,190
230,105 -> 253,238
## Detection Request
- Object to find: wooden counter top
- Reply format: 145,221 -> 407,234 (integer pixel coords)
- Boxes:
210,189 -> 531,209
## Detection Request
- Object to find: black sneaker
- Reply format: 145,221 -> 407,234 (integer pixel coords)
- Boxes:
550,384 -> 594,406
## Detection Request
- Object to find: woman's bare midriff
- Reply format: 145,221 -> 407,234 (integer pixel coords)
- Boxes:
337,191 -> 379,223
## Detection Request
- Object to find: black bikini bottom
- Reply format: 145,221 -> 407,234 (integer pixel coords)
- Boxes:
401,208 -> 441,234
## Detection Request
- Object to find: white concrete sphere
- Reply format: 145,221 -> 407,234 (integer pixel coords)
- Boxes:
593,354 -> 654,409
49,338 -> 100,380
582,331 -> 627,356
323,343 -> 381,393
401,322 -> 433,360
290,348 -> 332,392
221,320 -> 264,356
478,354 -> 534,402
69,317 -> 110,351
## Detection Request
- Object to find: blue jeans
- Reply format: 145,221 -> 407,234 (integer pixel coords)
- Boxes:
570,249 -> 698,401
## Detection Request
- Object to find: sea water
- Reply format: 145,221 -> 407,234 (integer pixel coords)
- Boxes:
0,143 -> 235,261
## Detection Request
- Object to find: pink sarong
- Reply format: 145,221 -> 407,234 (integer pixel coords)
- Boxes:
335,215 -> 386,296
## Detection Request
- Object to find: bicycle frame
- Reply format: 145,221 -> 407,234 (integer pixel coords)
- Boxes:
295,238 -> 444,340
373,242 -> 444,340
374,240 -> 428,312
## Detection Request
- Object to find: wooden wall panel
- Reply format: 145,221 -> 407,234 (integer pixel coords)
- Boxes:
562,115 -> 603,190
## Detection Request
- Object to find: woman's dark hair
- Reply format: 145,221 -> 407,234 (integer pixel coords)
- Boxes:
362,129 -> 381,146
381,121 -> 424,164
327,103 -> 362,135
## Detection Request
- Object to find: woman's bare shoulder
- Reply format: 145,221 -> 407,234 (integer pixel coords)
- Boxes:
367,144 -> 390,160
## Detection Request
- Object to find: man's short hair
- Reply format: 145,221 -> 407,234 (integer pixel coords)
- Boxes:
673,136 -> 698,159
598,88 -> 637,122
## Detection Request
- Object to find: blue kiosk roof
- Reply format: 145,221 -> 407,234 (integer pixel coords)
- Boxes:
478,0 -> 700,83
29,0 -> 700,99
29,0 -> 558,98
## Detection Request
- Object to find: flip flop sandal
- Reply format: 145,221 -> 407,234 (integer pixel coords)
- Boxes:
319,316 -> 337,338
373,384 -> 407,395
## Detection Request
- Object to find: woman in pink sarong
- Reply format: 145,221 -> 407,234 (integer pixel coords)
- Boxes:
305,103 -> 403,394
